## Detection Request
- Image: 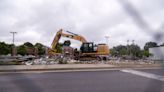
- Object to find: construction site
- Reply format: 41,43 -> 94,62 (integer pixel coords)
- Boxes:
0,0 -> 164,92
0,28 -> 163,66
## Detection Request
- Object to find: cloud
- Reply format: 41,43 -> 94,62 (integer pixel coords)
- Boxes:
0,0 -> 164,49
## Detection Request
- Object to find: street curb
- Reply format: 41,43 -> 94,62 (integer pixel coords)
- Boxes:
0,64 -> 163,72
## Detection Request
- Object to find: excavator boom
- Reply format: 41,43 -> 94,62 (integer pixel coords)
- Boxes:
51,29 -> 87,53
61,32 -> 87,43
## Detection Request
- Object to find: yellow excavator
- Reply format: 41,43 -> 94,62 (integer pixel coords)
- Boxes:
48,29 -> 109,60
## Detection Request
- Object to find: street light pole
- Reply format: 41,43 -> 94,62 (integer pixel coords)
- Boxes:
105,36 -> 110,46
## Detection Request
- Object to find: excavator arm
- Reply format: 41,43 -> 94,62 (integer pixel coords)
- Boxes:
51,29 -> 62,51
50,29 -> 87,54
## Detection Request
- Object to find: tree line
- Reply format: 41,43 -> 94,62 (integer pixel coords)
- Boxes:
0,41 -> 163,57
0,41 -> 69,56
0,42 -> 45,56
110,41 -> 164,58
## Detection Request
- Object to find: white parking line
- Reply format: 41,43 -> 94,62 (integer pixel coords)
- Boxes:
120,69 -> 164,82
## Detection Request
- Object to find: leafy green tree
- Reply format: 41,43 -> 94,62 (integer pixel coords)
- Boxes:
24,42 -> 34,48
129,44 -> 141,57
110,48 -> 118,56
17,45 -> 26,55
120,47 -> 127,55
111,45 -> 128,56
144,42 -> 158,51
110,44 -> 141,57
23,42 -> 34,55
35,43 -> 45,55
142,42 -> 158,57
143,50 -> 150,57
117,45 -> 128,56
0,42 -> 12,55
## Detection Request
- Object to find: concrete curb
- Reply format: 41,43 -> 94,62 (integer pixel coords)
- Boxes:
0,64 -> 114,72
0,64 -> 163,72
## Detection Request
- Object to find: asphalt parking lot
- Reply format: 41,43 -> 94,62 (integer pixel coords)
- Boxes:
0,69 -> 163,92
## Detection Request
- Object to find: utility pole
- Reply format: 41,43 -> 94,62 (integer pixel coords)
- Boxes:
131,40 -> 135,57
10,32 -> 17,56
127,40 -> 129,45
10,32 -> 17,45
132,40 -> 135,45
127,40 -> 129,55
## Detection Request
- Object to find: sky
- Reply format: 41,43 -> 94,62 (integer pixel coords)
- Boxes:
0,0 -> 164,49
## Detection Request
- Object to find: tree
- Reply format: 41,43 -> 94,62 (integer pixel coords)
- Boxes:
23,42 -> 35,55
110,44 -> 141,57
24,42 -> 34,48
110,48 -> 118,56
129,44 -> 141,57
119,46 -> 127,55
144,42 -> 158,51
142,42 -> 158,57
142,50 -> 150,57
0,42 -> 12,55
17,45 -> 26,55
111,45 -> 128,56
35,43 -> 45,55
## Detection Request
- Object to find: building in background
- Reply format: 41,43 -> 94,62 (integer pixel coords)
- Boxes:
149,46 -> 164,60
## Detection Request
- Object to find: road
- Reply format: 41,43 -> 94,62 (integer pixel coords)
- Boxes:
0,69 -> 163,92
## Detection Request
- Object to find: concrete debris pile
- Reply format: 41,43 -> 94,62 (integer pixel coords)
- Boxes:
24,56 -> 75,65
24,56 -> 107,65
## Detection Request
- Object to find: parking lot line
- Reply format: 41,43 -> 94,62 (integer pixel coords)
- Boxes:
120,69 -> 164,82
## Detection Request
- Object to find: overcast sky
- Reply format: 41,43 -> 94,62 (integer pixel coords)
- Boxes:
0,0 -> 164,49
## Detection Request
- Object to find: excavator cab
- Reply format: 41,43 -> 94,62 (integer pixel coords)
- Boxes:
80,42 -> 109,54
80,42 -> 96,53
